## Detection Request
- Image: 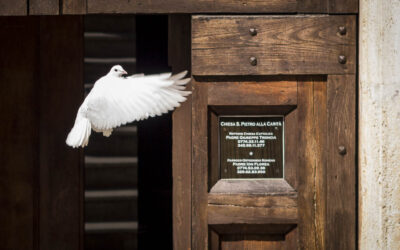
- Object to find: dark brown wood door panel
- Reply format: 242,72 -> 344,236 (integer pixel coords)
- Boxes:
0,0 -> 358,15
191,76 -> 355,249
192,15 -> 356,76
187,15 -> 356,250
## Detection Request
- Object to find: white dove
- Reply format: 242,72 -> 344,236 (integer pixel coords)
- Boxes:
66,65 -> 191,148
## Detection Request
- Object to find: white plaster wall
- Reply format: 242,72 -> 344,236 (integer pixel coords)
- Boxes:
360,0 -> 400,249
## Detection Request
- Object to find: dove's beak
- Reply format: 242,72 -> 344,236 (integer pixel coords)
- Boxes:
122,70 -> 127,75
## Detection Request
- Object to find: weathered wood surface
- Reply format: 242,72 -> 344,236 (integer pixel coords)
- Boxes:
29,0 -> 59,15
192,15 -> 356,76
329,0 -> 358,14
87,0 -> 358,14
326,75 -> 356,249
220,233 -> 296,250
208,193 -> 297,208
38,16 -> 83,250
87,0 -> 297,14
63,0 -> 86,14
0,0 -> 27,15
209,111 -> 220,189
191,80 -> 208,250
284,108 -> 298,189
208,204 -> 298,225
0,0 -> 358,15
207,81 -> 297,106
313,78 -> 328,250
210,179 -> 296,194
0,16 -> 39,250
169,15 -> 192,250
0,16 -> 83,250
297,79 -> 319,249
297,0 -> 327,13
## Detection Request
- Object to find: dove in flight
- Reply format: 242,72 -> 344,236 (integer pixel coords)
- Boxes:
66,65 -> 191,148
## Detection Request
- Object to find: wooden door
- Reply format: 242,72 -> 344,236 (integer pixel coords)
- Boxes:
0,16 -> 83,250
184,15 -> 356,249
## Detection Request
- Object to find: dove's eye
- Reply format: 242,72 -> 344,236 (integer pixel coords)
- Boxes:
114,69 -> 118,72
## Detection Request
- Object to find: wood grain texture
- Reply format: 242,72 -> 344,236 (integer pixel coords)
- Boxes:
210,179 -> 296,194
209,111 -> 220,189
313,78 -> 327,249
192,15 -> 356,75
208,193 -> 297,208
326,75 -> 356,250
87,0 -> 297,14
0,0 -> 26,15
0,0 -> 358,15
0,16 -> 39,250
192,80 -> 208,250
63,0 -> 86,14
220,234 -> 286,250
297,79 -> 317,249
29,0 -> 59,15
208,204 -> 298,225
169,15 -> 192,250
329,0 -> 358,13
284,109 -> 298,189
211,105 -> 295,116
38,16 -> 83,250
209,229 -> 220,250
219,228 -> 298,249
297,0 -> 327,13
207,81 -> 297,106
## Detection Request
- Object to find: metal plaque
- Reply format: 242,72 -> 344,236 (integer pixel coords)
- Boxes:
219,116 -> 284,179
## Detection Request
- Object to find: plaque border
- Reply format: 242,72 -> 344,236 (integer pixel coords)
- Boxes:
217,115 -> 285,180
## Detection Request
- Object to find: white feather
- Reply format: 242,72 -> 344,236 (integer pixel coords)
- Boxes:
66,66 -> 191,148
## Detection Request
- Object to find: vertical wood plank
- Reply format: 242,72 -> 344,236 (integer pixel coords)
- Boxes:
284,108 -> 298,189
169,15 -> 192,250
192,80 -> 208,250
329,0 -> 358,14
297,0 -> 327,13
326,75 -> 356,250
209,111 -> 220,189
297,79 -> 317,249
63,0 -> 87,14
30,0 -> 59,15
0,16 -> 39,250
313,78 -> 327,250
39,16 -> 83,250
0,0 -> 27,15
209,229 -> 220,250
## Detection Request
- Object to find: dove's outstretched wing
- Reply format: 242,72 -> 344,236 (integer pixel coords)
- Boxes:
85,71 -> 191,131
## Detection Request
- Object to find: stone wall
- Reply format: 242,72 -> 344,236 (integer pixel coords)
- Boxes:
360,0 -> 400,248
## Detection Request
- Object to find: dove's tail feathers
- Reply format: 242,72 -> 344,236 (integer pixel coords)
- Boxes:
66,116 -> 92,148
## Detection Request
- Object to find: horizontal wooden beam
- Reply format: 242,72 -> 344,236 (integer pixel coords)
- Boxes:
87,0 -> 297,14
0,0 -> 27,15
208,193 -> 297,208
192,15 -> 356,75
29,0 -> 59,15
208,204 -> 298,225
0,0 -> 358,15
207,81 -> 297,106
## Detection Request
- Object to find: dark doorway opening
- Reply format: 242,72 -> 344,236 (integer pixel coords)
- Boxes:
83,15 -> 172,250
136,15 -> 172,250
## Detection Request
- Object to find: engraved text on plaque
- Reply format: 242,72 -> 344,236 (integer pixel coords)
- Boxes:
219,116 -> 284,179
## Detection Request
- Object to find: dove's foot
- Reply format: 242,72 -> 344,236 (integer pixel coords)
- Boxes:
102,129 -> 113,137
